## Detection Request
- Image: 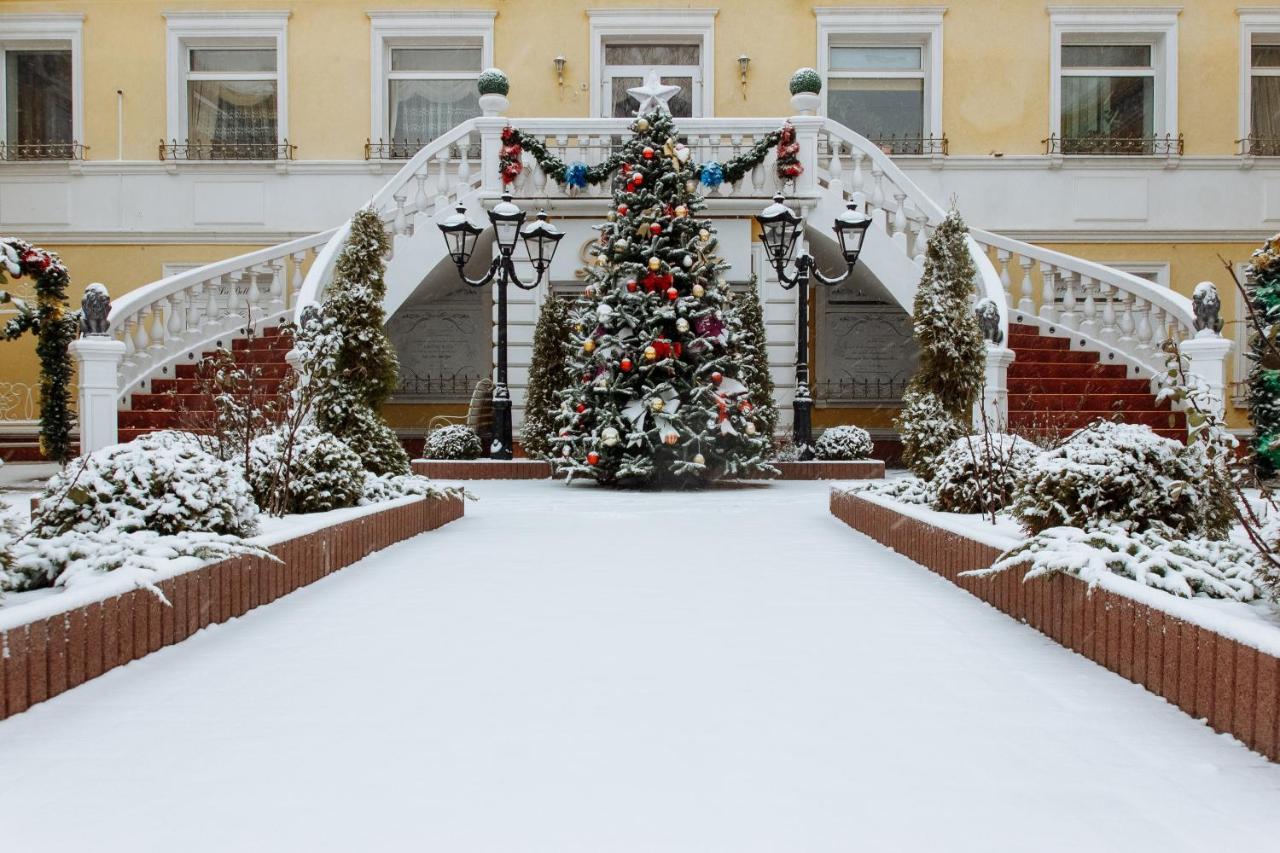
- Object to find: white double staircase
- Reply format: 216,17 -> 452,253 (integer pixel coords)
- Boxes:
90,107 -> 1229,452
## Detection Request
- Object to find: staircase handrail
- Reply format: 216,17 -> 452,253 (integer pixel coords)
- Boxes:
817,119 -> 946,224
296,119 -> 482,315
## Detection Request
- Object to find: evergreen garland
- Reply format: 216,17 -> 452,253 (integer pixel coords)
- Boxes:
894,209 -> 986,478
521,295 -> 573,459
294,209 -> 410,476
0,239 -> 76,464
733,278 -> 778,440
1246,237 -> 1280,478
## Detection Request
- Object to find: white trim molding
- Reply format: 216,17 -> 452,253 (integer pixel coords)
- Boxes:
1048,6 -> 1181,143
1239,8 -> 1280,146
1109,261 -> 1171,288
366,11 -> 495,146
0,14 -> 85,149
587,8 -> 717,118
163,11 -> 291,147
814,7 -> 946,142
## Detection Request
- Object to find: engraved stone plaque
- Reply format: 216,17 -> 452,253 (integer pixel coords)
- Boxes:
387,283 -> 490,400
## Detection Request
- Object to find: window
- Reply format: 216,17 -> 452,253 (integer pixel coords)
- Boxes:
589,10 -> 715,118
165,12 -> 289,160
0,14 -> 82,160
816,8 -> 944,155
1049,8 -> 1179,156
603,42 -> 699,118
368,12 -> 494,158
1240,11 -> 1280,156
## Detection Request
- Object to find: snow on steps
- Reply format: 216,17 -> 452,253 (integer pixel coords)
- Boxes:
829,488 -> 1280,764
1006,322 -> 1185,442
0,492 -> 466,721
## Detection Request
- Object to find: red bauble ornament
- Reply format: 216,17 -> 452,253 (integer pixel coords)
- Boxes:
739,401 -> 753,413
575,403 -> 586,413
666,287 -> 679,301
642,147 -> 655,159
631,173 -> 644,186
587,451 -> 600,465
620,357 -> 633,372
711,371 -> 723,385
649,223 -> 662,235
617,204 -> 628,215
652,339 -> 672,359
626,279 -> 638,293
622,163 -> 633,174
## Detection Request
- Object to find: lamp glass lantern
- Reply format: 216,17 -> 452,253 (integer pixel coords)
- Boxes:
756,194 -> 802,268
520,211 -> 564,276
833,202 -> 873,266
488,193 -> 526,255
439,204 -> 483,268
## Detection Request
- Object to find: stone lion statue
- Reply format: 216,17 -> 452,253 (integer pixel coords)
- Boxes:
80,283 -> 111,336
974,297 -> 1003,344
1192,281 -> 1223,335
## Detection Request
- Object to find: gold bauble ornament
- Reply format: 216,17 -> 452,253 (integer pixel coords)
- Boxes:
686,180 -> 697,193
607,211 -> 617,222
635,117 -> 650,132
582,339 -> 596,353
692,284 -> 705,298
574,323 -> 584,332
675,205 -> 688,217
676,317 -> 689,333
643,345 -> 657,361
693,453 -> 706,465
602,427 -> 620,447
698,228 -> 710,241
745,422 -> 757,435
648,257 -> 661,271
650,397 -> 665,413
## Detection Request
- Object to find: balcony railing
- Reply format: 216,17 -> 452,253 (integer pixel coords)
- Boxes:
1238,136 -> 1280,157
0,141 -> 87,161
814,378 -> 909,403
868,135 -> 948,157
1043,134 -> 1184,157
159,139 -> 296,161
393,373 -> 485,402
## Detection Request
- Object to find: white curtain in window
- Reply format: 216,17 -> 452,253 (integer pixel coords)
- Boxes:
390,79 -> 480,143
1253,76 -> 1280,139
187,80 -> 277,149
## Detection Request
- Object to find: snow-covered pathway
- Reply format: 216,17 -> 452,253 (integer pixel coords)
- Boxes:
2,480 -> 1280,852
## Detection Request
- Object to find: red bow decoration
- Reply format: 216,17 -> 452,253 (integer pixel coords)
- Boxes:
642,271 -> 674,293
499,126 -> 524,185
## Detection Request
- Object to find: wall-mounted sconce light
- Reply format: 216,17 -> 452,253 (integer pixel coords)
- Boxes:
738,54 -> 750,87
554,55 -> 567,87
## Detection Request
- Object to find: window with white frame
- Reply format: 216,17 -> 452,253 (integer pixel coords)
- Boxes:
1049,8 -> 1179,156
1241,11 -> 1280,156
589,10 -> 715,118
816,8 -> 944,155
165,12 -> 289,160
368,12 -> 493,158
0,14 -> 82,160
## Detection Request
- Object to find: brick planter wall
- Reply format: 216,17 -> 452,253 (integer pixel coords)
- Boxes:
413,459 -> 553,480
0,494 -> 464,721
830,490 -> 1280,762
771,460 -> 885,480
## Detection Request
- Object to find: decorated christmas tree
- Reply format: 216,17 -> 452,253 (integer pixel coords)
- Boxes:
1246,236 -> 1280,478
551,111 -> 775,485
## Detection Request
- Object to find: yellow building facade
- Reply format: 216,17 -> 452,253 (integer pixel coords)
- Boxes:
0,0 -> 1275,441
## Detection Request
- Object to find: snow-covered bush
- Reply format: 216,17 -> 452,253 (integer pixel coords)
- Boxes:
971,524 -> 1262,601
359,472 -> 435,505
931,433 -> 1040,514
896,388 -> 965,479
423,425 -> 483,460
0,503 -> 26,591
844,476 -> 931,506
1010,420 -> 1228,538
248,423 -> 365,515
33,431 -> 258,539
814,425 -> 873,461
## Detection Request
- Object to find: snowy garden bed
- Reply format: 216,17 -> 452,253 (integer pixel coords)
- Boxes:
830,487 -> 1280,761
0,490 -> 464,720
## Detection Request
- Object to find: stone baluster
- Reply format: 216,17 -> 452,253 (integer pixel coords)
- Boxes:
185,283 -> 204,331
730,134 -> 744,193
1038,262 -> 1057,321
891,192 -> 908,253
1135,298 -> 1155,358
850,151 -> 865,195
909,206 -> 928,265
433,150 -> 450,210
119,316 -> 138,370
267,259 -> 285,313
751,161 -> 765,194
456,145 -> 471,196
870,164 -> 886,216
168,289 -> 187,340
290,252 -> 306,306
1018,255 -> 1034,314
1098,281 -> 1118,341
146,299 -> 167,352
225,271 -> 244,333
393,193 -> 408,237
1078,276 -> 1098,336
203,278 -> 223,332
1117,290 -> 1137,344
1059,271 -> 1079,329
414,169 -> 429,214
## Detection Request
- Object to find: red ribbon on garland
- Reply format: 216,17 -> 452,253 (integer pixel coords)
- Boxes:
775,122 -> 803,183
499,126 -> 523,185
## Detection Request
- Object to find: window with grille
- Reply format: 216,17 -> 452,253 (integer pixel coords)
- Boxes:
184,46 -> 278,152
602,42 -> 700,118
826,45 -> 926,143
386,43 -> 482,146
1059,43 -> 1155,151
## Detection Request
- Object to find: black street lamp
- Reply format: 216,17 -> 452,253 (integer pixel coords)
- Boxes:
756,193 -> 872,458
440,193 -> 563,459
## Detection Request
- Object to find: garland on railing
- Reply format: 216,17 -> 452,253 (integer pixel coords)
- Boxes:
499,120 -> 803,190
0,239 -> 76,463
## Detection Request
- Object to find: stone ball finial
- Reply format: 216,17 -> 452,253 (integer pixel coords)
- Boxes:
80,282 -> 111,337
1192,281 -> 1224,336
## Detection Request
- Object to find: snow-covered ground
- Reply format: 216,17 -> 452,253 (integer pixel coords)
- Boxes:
2,480 -> 1279,852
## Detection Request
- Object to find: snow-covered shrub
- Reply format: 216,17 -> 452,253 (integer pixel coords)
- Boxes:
844,475 -> 931,505
33,431 -> 258,539
359,472 -> 435,505
1010,420 -> 1227,538
814,425 -> 873,461
931,433 -> 1040,514
423,425 -> 483,460
248,423 -> 365,514
896,388 -> 965,479
0,503 -> 26,592
971,524 -> 1262,601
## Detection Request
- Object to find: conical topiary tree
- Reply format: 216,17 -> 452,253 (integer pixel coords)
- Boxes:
295,208 -> 410,475
521,294 -> 572,459
734,277 -> 778,441
1246,237 -> 1280,479
894,209 -> 985,478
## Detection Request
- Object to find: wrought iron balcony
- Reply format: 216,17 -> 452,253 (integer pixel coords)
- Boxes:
1043,134 -> 1184,157
867,135 -> 948,157
814,377 -> 909,403
159,139 -> 296,161
0,141 -> 87,161
1237,136 -> 1280,157
393,373 -> 486,402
